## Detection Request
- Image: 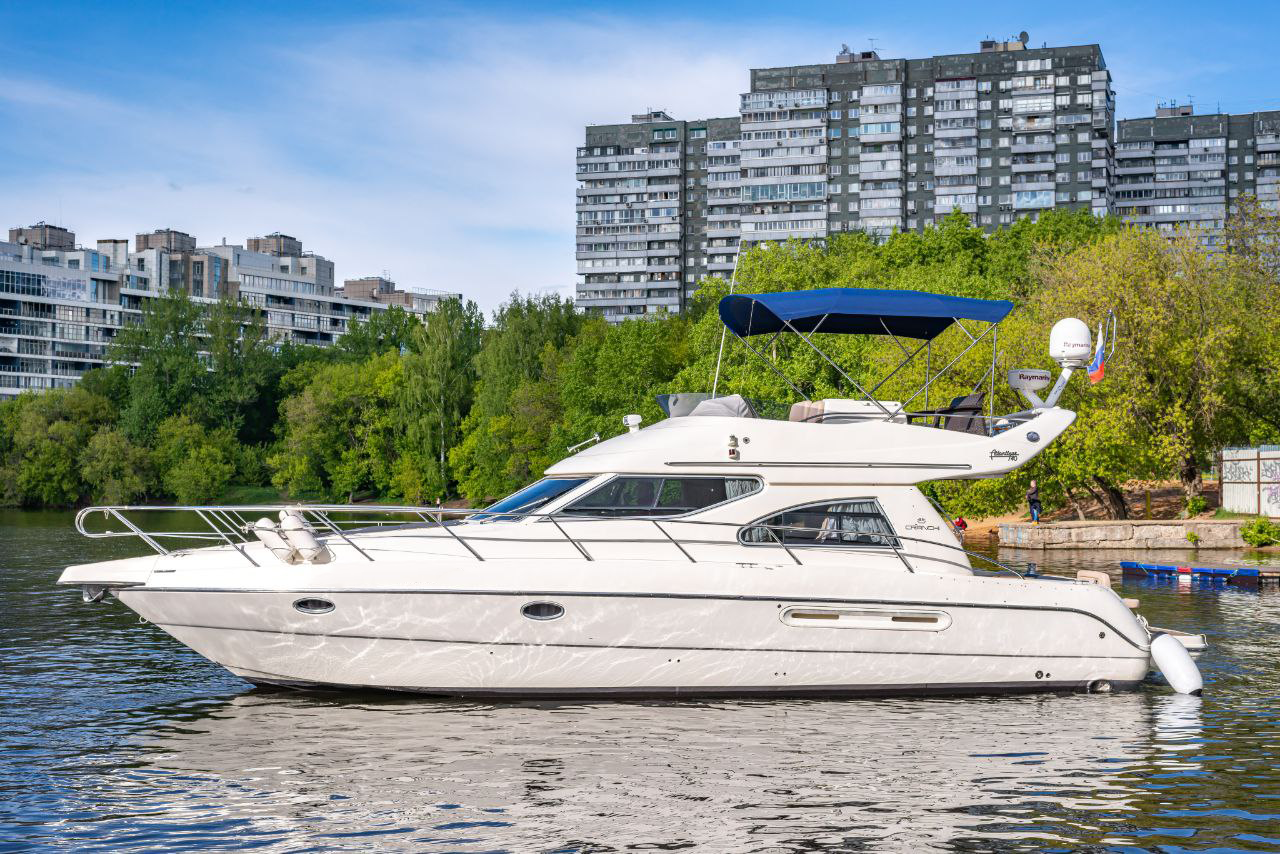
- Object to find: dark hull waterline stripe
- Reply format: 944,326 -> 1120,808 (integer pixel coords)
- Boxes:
121,587 -> 1150,652
229,666 -> 1143,700
151,620 -> 1148,661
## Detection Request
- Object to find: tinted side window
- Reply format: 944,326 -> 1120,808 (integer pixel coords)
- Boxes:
741,500 -> 900,548
562,477 -> 759,518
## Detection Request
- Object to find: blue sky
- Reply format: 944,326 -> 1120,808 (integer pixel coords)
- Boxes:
3,0 -> 1277,312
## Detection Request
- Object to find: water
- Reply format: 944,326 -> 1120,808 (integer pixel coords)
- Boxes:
2,510 -> 1279,852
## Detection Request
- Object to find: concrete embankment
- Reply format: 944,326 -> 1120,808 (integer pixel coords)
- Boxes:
998,519 -> 1245,550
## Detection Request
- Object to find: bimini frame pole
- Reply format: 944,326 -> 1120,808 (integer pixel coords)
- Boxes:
710,242 -> 744,397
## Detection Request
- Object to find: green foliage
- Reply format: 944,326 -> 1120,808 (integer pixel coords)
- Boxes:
80,428 -> 152,504
2,203 -> 1276,518
395,299 -> 484,503
1186,495 -> 1208,516
268,351 -> 404,501
1240,517 -> 1280,548
153,416 -> 237,504
336,306 -> 421,362
1185,530 -> 1201,547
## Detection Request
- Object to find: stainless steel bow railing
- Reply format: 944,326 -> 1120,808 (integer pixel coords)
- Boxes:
74,504 -> 1025,578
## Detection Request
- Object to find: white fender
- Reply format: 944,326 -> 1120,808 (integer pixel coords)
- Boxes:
252,517 -> 299,564
1150,632 -> 1204,695
279,510 -> 331,564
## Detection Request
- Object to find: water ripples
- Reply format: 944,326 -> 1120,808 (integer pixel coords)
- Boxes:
2,511 -> 1279,851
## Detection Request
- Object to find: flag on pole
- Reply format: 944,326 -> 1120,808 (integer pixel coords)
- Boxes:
1087,321 -> 1107,383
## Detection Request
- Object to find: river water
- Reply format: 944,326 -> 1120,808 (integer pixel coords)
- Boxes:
2,509 -> 1278,852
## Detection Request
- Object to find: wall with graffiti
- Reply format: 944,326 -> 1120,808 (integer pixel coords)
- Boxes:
1222,446 -> 1280,516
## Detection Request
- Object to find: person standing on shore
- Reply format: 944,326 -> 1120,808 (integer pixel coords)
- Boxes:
1027,480 -> 1042,524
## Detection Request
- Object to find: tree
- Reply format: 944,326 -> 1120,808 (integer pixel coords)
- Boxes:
109,291 -> 207,444
396,299 -> 484,503
153,416 -> 237,504
269,351 -> 404,501
336,306 -> 422,362
450,294 -> 582,502
0,386 -> 114,507
80,428 -> 152,504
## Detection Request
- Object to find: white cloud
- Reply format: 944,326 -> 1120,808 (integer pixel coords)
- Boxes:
0,11 -> 840,314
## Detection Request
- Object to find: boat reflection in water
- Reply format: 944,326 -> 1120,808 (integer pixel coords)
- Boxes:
117,690 -> 1199,850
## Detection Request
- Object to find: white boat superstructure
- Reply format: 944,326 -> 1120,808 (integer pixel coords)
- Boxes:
59,287 -> 1204,697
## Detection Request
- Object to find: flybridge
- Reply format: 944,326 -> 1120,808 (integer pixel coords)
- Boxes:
657,287 -> 1109,436
707,287 -> 1016,430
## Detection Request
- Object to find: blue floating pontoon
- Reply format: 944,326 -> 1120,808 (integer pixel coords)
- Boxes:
1120,560 -> 1262,579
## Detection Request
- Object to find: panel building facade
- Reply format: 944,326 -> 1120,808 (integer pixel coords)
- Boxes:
576,35 -> 1116,319
575,111 -> 740,320
1115,105 -> 1280,237
1,223 -> 460,400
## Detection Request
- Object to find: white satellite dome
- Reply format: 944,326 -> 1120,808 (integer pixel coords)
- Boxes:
1049,317 -> 1091,366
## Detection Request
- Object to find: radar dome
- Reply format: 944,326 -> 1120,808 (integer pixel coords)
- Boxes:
1049,318 -> 1091,366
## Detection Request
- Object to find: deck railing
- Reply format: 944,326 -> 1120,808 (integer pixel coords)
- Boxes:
74,504 -> 1026,578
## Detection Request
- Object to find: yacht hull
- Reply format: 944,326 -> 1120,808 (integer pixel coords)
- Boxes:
112,581 -> 1152,698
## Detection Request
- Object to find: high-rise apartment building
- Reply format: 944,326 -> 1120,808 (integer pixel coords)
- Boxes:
577,35 -> 1116,319
575,111 -> 740,320
1115,105 -> 1280,237
0,223 -> 461,400
743,36 -> 1114,245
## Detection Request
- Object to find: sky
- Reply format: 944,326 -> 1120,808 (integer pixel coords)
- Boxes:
2,0 -> 1278,313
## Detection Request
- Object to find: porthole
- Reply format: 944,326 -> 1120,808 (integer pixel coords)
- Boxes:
521,601 -> 565,621
294,597 -> 335,614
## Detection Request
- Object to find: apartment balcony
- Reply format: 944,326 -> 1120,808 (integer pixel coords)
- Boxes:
933,164 -> 977,178
933,109 -> 977,122
1011,161 -> 1055,173
1010,83 -> 1054,96
859,91 -> 902,106
742,152 -> 827,168
1011,142 -> 1055,154
858,131 -> 902,144
739,117 -> 827,133
1091,158 -> 1109,169
858,169 -> 903,182
934,202 -> 978,214
935,127 -> 977,139
862,187 -> 903,199
1011,180 -> 1055,192
1115,164 -> 1154,176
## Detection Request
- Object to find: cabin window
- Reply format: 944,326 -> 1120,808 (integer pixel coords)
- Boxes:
560,476 -> 761,518
740,500 -> 900,548
473,477 -> 589,522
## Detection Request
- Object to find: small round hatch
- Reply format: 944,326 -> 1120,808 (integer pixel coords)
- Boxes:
294,597 -> 335,614
521,601 -> 564,621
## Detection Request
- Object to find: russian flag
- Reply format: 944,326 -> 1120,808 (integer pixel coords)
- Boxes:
1087,322 -> 1106,383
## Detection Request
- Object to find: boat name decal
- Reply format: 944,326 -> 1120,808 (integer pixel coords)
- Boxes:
905,516 -> 939,532
989,449 -> 1020,462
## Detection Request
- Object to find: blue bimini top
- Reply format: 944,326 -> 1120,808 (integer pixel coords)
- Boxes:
719,288 -> 1014,340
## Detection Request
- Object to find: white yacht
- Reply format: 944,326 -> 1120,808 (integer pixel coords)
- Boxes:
59,289 -> 1205,697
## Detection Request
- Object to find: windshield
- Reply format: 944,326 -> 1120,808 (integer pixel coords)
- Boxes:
472,478 -> 589,522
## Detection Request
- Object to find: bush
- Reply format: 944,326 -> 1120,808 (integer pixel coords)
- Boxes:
1186,495 -> 1208,516
1185,530 -> 1201,547
1240,517 -> 1280,548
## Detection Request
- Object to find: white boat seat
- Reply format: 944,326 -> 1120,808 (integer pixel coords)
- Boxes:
789,399 -> 905,423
